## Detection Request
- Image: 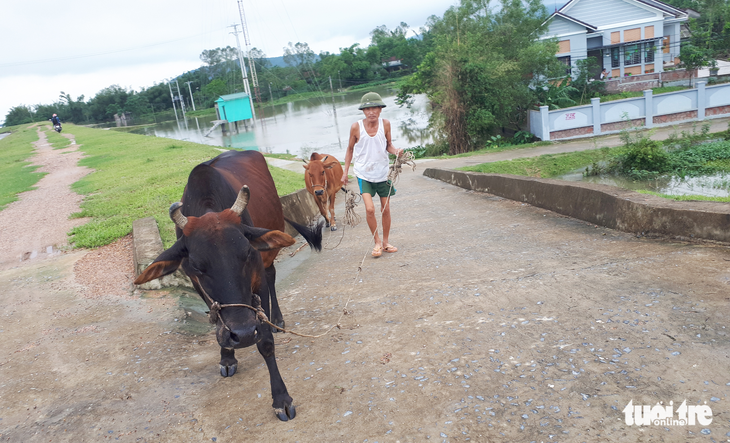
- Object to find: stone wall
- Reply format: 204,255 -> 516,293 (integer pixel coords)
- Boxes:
551,126 -> 594,140
653,110 -> 698,124
601,118 -> 645,132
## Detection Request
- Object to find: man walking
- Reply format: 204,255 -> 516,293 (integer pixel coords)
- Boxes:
341,92 -> 403,257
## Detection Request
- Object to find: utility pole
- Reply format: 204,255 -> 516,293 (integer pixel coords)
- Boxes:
237,0 -> 261,104
184,81 -> 196,111
229,23 -> 256,120
268,82 -> 273,103
329,76 -> 343,150
167,80 -> 179,124
175,79 -> 186,119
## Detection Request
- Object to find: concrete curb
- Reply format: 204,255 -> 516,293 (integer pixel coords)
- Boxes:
424,168 -> 730,244
132,217 -> 192,289
132,190 -> 322,286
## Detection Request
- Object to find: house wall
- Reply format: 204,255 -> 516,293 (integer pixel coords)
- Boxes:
564,0 -> 656,27
530,81 -> 730,141
601,19 -> 665,78
663,22 -> 682,64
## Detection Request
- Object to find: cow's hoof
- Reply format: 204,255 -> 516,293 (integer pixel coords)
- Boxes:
330,225 -> 337,231
325,221 -> 330,228
275,403 -> 296,421
220,363 -> 237,377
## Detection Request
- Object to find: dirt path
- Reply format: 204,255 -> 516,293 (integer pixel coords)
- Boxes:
1,124 -> 729,442
0,128 -> 89,269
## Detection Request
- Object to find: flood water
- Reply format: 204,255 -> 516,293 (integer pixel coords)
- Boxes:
560,170 -> 730,198
129,86 -> 432,161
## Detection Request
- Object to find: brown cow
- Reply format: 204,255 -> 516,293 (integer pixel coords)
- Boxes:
303,152 -> 344,231
133,150 -> 322,421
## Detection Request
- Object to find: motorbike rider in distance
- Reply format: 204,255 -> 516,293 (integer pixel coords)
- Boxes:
51,114 -> 62,132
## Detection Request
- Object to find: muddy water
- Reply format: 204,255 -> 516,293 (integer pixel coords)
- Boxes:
129,87 -> 432,161
561,170 -> 730,198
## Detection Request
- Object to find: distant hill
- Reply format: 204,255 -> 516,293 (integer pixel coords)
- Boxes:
267,56 -> 287,68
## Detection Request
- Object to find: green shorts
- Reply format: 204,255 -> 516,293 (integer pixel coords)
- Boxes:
358,178 -> 396,198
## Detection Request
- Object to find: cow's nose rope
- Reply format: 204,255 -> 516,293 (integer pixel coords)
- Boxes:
191,276 -> 337,338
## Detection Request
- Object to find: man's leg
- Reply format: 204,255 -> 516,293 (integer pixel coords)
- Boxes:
380,195 -> 391,248
362,192 -> 381,248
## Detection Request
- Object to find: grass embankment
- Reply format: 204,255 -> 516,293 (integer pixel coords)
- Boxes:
459,147 -> 612,177
0,125 -> 45,211
62,124 -> 305,249
458,127 -> 730,203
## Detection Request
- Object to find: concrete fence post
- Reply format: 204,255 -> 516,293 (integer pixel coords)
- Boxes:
540,106 -> 550,141
643,89 -> 653,128
591,97 -> 601,136
697,81 -> 706,120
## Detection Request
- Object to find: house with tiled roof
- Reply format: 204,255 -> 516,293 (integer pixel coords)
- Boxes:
542,0 -> 689,79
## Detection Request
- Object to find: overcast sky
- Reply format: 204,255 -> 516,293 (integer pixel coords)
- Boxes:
0,0 -> 468,125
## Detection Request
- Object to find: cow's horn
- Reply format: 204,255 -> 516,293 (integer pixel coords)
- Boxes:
169,202 -> 187,229
230,185 -> 250,215
323,155 -> 329,162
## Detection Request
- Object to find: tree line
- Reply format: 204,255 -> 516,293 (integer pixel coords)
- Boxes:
6,0 -> 729,156
3,21 -> 429,127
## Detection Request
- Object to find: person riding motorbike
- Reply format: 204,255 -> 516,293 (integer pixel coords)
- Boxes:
51,114 -> 62,132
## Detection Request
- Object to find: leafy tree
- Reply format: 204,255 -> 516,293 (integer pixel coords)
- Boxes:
400,0 -> 563,154
678,42 -> 715,86
4,105 -> 34,126
534,80 -> 578,109
201,79 -> 227,108
283,42 -> 317,68
570,57 -> 605,104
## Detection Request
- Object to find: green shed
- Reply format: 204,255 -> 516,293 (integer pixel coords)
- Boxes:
215,92 -> 253,123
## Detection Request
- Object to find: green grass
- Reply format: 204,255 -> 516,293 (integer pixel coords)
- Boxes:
44,126 -> 72,149
0,125 -> 45,211
637,190 -> 730,202
64,124 -> 305,249
459,147 -> 613,178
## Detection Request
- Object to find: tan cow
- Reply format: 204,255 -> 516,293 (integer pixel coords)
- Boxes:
303,152 -> 344,231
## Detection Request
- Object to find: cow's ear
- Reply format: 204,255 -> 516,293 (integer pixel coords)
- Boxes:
303,163 -> 309,170
243,226 -> 296,251
133,241 -> 187,285
325,163 -> 335,169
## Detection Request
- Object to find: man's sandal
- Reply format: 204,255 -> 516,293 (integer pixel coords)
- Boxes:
372,246 -> 383,257
383,245 -> 398,253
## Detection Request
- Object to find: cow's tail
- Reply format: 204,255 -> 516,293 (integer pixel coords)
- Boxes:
285,218 -> 323,252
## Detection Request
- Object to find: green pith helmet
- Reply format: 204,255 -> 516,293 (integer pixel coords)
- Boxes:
358,92 -> 386,110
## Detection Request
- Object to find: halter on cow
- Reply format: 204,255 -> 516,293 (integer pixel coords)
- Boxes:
134,150 -> 322,421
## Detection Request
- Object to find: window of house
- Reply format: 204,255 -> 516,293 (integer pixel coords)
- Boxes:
557,56 -> 571,76
645,42 -> 655,63
624,44 -> 641,66
611,47 -> 621,68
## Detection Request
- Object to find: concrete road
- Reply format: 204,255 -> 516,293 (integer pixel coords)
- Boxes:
2,122 -> 729,442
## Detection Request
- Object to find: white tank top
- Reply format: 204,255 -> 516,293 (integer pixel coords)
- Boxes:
353,118 -> 389,182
